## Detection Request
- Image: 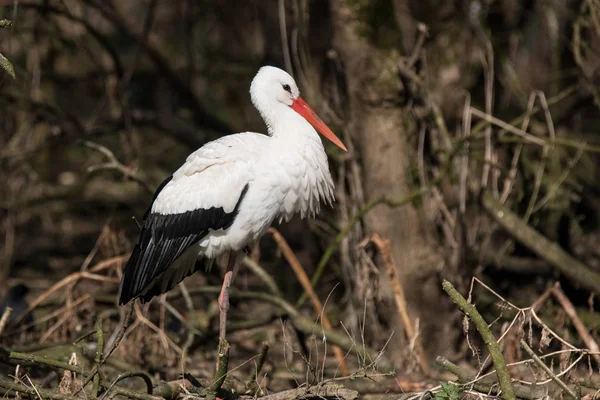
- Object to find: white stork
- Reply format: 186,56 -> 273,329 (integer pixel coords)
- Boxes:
118,66 -> 346,341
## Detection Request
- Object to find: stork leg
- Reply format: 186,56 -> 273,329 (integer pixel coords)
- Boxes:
217,252 -> 236,341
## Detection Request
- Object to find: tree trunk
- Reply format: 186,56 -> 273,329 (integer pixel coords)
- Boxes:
329,0 -> 454,367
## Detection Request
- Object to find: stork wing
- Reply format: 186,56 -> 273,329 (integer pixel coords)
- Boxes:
119,141 -> 253,304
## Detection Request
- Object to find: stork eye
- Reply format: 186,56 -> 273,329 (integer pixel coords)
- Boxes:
282,84 -> 292,94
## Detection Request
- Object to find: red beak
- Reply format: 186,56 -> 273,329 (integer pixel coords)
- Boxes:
291,97 -> 347,152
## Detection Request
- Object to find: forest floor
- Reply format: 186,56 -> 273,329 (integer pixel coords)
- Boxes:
1,241 -> 600,400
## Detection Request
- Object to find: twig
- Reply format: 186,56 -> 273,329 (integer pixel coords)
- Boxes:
482,192 -> 600,293
205,339 -> 230,400
106,372 -> 154,396
520,339 -> 579,400
406,23 -> 428,68
533,146 -> 584,212
499,91 -> 538,203
269,228 -> 349,376
92,318 -> 104,397
470,84 -> 578,138
81,140 -> 154,194
469,108 -> 546,146
15,256 -> 126,324
430,102 -> 452,151
0,307 -> 13,335
178,282 -> 195,372
99,381 -> 162,400
246,341 -> 270,396
552,284 -> 600,364
442,280 -> 515,400
1,349 -> 85,375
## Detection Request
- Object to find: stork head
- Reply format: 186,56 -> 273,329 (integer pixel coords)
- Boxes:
250,66 -> 347,151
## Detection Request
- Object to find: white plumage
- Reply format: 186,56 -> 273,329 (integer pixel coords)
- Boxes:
119,66 -> 345,308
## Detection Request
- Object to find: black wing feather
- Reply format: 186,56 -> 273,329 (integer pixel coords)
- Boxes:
119,182 -> 249,304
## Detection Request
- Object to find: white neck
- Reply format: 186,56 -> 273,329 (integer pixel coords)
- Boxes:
254,97 -> 319,145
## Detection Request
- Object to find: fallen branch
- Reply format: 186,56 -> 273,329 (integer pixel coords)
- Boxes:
442,280 -> 515,400
1,348 -> 85,375
482,192 -> 600,293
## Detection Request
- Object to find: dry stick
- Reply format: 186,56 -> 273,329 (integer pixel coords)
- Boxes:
365,234 -> 432,377
470,108 -> 546,147
105,372 -> 154,396
520,339 -> 579,400
81,140 -> 153,194
14,255 -> 126,324
178,282 -> 195,373
92,318 -> 104,398
205,339 -> 230,400
442,280 -> 515,400
552,283 -> 600,364
269,228 -> 350,376
0,307 -> 12,335
2,349 -> 86,375
482,192 -> 600,294
245,341 -> 270,396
